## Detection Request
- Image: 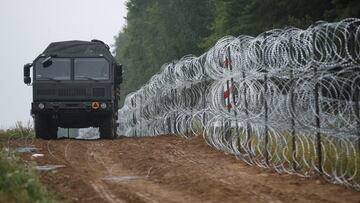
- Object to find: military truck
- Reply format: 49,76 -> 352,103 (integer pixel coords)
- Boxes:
23,40 -> 123,139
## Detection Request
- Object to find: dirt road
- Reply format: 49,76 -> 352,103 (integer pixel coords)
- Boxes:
2,135 -> 360,203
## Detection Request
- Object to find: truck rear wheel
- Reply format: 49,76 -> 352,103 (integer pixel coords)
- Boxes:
34,115 -> 58,140
99,116 -> 117,139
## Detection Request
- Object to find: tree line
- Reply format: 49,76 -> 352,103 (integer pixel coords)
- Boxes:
114,0 -> 360,106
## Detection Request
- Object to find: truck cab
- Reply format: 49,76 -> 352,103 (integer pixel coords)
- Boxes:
23,40 -> 122,139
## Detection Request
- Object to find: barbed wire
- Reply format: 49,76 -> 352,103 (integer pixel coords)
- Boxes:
118,18 -> 360,189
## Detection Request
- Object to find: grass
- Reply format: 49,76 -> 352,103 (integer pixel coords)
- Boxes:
0,149 -> 58,203
203,121 -> 359,183
0,121 -> 58,203
0,121 -> 35,139
234,127 -> 360,184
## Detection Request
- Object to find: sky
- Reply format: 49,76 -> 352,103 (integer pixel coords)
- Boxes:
0,0 -> 128,129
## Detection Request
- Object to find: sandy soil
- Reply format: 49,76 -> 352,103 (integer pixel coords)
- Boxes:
1,135 -> 360,203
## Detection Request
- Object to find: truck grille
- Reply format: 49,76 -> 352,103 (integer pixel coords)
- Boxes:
58,88 -> 87,97
93,88 -> 105,97
37,89 -> 56,96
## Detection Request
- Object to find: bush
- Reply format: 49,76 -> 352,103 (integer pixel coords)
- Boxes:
0,149 -> 58,203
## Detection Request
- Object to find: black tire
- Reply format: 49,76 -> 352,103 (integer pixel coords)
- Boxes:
99,116 -> 117,139
34,115 -> 57,140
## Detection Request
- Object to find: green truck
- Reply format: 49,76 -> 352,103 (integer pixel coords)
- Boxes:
23,40 -> 123,139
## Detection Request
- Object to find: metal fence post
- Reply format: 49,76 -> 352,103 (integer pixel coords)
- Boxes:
227,47 -> 241,150
314,66 -> 322,173
289,37 -> 297,170
185,86 -> 189,136
354,84 -> 360,157
173,89 -> 177,134
202,83 -> 207,131
242,71 -> 251,155
133,95 -> 137,137
262,33 -> 269,165
290,69 -> 297,170
264,72 -> 269,165
167,91 -> 172,134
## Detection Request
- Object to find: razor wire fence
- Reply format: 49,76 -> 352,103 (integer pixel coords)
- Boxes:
118,18 -> 360,189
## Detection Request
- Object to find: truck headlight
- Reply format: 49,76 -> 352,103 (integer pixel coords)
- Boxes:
38,103 -> 45,110
100,103 -> 107,109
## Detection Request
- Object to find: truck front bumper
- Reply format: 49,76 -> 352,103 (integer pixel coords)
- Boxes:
31,101 -> 114,114
31,101 -> 117,128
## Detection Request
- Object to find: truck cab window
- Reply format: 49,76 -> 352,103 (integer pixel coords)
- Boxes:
74,58 -> 110,80
35,58 -> 71,80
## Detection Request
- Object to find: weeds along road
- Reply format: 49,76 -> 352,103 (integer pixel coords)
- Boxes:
2,135 -> 360,203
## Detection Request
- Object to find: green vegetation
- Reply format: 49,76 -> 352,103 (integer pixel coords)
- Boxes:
0,121 -> 34,139
201,0 -> 360,47
0,122 -> 57,203
114,0 -> 360,106
114,0 -> 214,105
0,149 -> 57,203
235,128 -> 360,182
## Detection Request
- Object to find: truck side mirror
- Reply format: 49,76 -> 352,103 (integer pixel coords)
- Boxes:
24,63 -> 33,85
115,64 -> 123,84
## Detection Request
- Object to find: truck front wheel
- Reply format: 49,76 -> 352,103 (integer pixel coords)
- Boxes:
34,115 -> 58,140
99,116 -> 117,139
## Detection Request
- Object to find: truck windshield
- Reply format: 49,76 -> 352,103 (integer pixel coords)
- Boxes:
74,58 -> 109,80
35,58 -> 71,80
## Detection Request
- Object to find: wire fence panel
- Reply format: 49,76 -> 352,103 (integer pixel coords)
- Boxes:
118,18 -> 360,189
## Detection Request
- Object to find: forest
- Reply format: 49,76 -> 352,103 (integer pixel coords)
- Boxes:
114,0 -> 360,106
